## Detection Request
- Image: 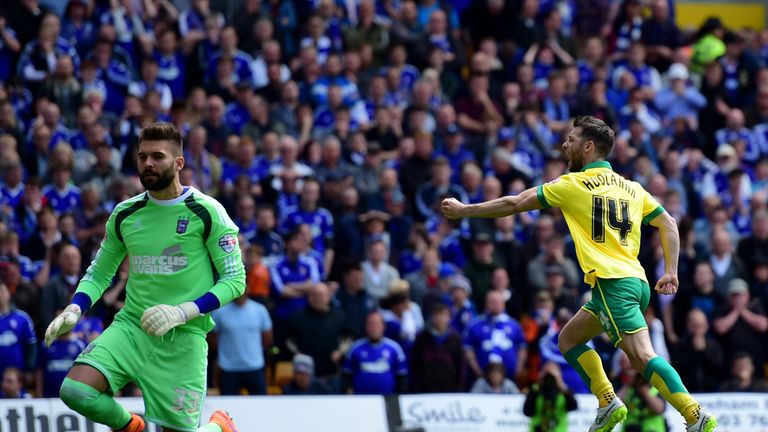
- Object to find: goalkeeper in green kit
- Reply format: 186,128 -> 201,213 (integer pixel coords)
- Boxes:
44,123 -> 244,432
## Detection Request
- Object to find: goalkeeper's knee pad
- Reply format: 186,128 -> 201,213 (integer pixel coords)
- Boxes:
60,377 -> 102,413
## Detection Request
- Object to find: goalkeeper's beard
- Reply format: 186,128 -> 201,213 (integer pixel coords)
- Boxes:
140,166 -> 176,191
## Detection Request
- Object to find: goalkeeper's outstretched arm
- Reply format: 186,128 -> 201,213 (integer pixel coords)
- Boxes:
46,207 -> 128,345
441,186 -> 543,219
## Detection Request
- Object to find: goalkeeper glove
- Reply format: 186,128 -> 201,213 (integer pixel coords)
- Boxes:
140,302 -> 200,337
44,304 -> 81,347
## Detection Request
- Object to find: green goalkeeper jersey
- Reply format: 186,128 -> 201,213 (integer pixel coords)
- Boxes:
76,187 -> 245,334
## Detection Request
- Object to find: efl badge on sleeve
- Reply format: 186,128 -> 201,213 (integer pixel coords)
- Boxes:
176,217 -> 190,234
218,234 -> 237,253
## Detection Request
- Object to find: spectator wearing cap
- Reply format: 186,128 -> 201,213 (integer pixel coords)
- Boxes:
415,156 -> 468,222
654,63 -> 706,128
410,303 -> 465,393
287,282 -> 352,393
671,308 -> 725,393
282,354 -> 332,395
359,210 -> 392,256
464,231 -> 501,307
463,290 -> 527,382
362,240 -> 399,300
713,278 -> 768,372
343,311 -> 408,395
0,283 -> 36,379
719,351 -> 768,392
448,275 -> 475,334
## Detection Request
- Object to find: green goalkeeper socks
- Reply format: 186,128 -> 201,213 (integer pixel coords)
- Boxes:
198,425 -> 223,432
60,378 -> 132,430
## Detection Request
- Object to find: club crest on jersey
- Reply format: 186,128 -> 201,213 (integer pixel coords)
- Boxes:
218,234 -> 237,254
176,217 -> 190,234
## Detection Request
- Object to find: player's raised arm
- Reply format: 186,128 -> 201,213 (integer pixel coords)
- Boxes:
648,210 -> 680,295
441,186 -> 543,219
45,203 -> 130,346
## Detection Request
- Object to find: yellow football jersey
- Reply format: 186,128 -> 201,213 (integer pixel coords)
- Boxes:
536,161 -> 664,287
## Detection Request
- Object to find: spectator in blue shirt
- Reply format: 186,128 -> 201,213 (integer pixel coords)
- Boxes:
36,329 -> 85,397
343,311 -> 408,394
207,26 -> 254,87
0,20 -> 21,83
128,59 -> 173,113
654,63 -> 707,128
252,205 -> 284,258
463,290 -> 527,382
270,228 -> 321,323
0,367 -> 31,399
43,164 -> 81,216
0,283 -> 36,377
90,39 -> 132,115
415,156 -> 468,221
212,293 -> 273,395
230,193 -> 257,242
281,177 -> 334,270
153,29 -> 186,101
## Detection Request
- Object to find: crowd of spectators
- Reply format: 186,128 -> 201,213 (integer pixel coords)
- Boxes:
1,0 -> 768,405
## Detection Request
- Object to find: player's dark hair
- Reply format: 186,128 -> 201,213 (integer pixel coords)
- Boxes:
573,115 -> 614,158
139,122 -> 183,156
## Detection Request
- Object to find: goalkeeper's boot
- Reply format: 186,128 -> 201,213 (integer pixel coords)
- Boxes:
588,396 -> 627,432
111,413 -> 145,432
209,410 -> 240,432
686,408 -> 718,432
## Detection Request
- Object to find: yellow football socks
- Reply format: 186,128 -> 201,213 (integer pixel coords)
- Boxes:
564,344 -> 615,407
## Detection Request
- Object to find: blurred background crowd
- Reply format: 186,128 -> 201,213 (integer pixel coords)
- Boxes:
0,0 -> 767,427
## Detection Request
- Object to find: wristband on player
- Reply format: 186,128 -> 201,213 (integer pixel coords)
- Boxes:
71,292 -> 93,312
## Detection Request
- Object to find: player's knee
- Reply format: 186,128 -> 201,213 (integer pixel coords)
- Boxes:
60,378 -> 100,413
557,336 -> 572,354
626,349 -> 655,372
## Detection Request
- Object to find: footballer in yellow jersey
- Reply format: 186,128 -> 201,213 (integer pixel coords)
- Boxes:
442,116 -> 717,432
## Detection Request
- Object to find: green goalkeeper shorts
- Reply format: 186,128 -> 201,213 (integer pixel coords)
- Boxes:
74,313 -> 208,431
581,277 -> 650,347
